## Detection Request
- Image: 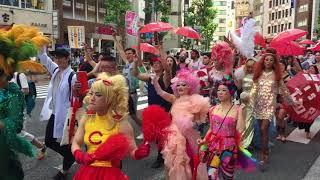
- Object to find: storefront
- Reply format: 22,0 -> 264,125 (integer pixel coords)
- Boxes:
0,6 -> 53,47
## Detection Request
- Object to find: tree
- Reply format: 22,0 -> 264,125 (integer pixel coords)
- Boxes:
185,0 -> 217,51
144,0 -> 171,23
104,0 -> 131,47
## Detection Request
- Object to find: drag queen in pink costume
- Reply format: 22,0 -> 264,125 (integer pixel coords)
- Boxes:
152,69 -> 210,180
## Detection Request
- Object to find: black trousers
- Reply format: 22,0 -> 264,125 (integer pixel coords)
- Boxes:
45,114 -> 75,171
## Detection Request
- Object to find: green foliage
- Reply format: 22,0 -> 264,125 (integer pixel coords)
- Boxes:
317,16 -> 320,39
185,0 -> 217,50
104,0 -> 131,28
144,0 -> 171,22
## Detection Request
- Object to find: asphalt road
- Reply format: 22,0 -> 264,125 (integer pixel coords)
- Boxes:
20,98 -> 320,180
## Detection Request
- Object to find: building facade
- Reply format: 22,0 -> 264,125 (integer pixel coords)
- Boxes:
212,0 -> 229,41
252,0 -> 264,33
54,0 -> 112,52
294,0 -> 313,39
262,0 -> 295,39
0,0 -> 53,45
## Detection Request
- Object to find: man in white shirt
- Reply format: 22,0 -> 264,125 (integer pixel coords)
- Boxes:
188,49 -> 204,70
38,46 -> 76,180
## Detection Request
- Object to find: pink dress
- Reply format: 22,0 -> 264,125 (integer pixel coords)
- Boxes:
207,107 -> 239,180
162,94 -> 210,180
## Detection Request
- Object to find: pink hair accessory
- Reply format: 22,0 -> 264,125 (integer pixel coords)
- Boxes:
211,41 -> 234,74
171,69 -> 200,96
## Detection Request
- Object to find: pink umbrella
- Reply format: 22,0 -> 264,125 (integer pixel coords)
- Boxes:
270,29 -> 307,47
311,43 -> 320,52
140,22 -> 173,33
270,41 -> 305,56
299,39 -> 315,45
175,26 -> 201,39
133,43 -> 159,55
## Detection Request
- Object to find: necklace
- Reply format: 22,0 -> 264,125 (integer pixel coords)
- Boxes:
217,104 -> 233,114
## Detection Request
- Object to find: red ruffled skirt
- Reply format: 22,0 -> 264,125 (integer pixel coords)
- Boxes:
73,165 -> 128,180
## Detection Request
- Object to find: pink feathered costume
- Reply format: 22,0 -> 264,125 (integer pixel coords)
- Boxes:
163,94 -> 210,180
147,70 -> 210,180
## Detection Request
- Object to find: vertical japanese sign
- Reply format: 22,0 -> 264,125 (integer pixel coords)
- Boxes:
125,11 -> 139,36
285,72 -> 320,123
68,26 -> 85,48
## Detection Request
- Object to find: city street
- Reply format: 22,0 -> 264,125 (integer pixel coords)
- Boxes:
19,81 -> 320,180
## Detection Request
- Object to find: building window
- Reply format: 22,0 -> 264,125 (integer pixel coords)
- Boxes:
268,26 -> 271,34
299,4 -> 308,13
282,0 -> 285,4
275,11 -> 278,19
219,19 -> 226,23
298,18 -> 308,27
1,0 -> 45,10
288,22 -> 291,29
0,0 -> 19,7
278,25 -> 281,32
274,25 -> 277,33
282,10 -> 285,18
273,0 -> 275,7
269,13 -> 271,21
276,0 -> 278,6
272,13 -> 275,20
278,11 -> 281,18
269,0 -> 272,8
286,9 -> 288,17
290,8 -> 292,16
218,27 -> 226,32
285,23 -> 288,30
281,24 -> 284,31
272,26 -> 274,33
218,10 -> 227,15
214,1 -> 227,6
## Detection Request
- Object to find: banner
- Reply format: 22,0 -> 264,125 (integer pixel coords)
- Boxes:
68,26 -> 85,49
125,11 -> 139,36
285,72 -> 320,123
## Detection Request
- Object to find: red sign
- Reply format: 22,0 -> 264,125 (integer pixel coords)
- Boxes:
285,72 -> 320,123
96,26 -> 114,35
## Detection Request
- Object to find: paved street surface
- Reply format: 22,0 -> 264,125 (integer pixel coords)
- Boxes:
20,82 -> 320,180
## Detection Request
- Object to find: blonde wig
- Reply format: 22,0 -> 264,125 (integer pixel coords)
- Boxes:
87,73 -> 129,121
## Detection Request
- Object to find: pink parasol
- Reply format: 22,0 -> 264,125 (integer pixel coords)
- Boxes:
299,39 -> 315,45
133,43 -> 159,55
270,29 -> 307,47
175,26 -> 201,39
270,41 -> 305,56
140,22 -> 173,33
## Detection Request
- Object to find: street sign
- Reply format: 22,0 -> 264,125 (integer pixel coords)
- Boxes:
67,26 -> 85,49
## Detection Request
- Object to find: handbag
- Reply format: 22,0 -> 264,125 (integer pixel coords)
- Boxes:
201,104 -> 234,167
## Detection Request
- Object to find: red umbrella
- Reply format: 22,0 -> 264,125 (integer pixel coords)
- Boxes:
311,43 -> 320,52
270,29 -> 307,46
175,26 -> 201,39
140,22 -> 173,33
299,39 -> 315,45
270,41 -> 305,56
254,32 -> 266,48
133,43 -> 159,55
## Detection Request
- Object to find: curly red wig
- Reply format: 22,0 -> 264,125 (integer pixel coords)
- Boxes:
253,48 -> 282,84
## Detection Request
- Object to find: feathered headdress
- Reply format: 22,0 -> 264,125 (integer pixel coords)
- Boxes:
0,24 -> 50,75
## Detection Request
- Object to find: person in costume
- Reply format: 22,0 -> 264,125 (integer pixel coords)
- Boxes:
236,58 -> 256,148
0,24 -> 49,180
250,48 -> 294,168
152,69 -> 210,179
210,41 -> 234,105
200,78 -> 245,180
72,73 -> 150,180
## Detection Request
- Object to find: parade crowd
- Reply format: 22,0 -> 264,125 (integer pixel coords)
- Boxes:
1,22 -> 320,180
